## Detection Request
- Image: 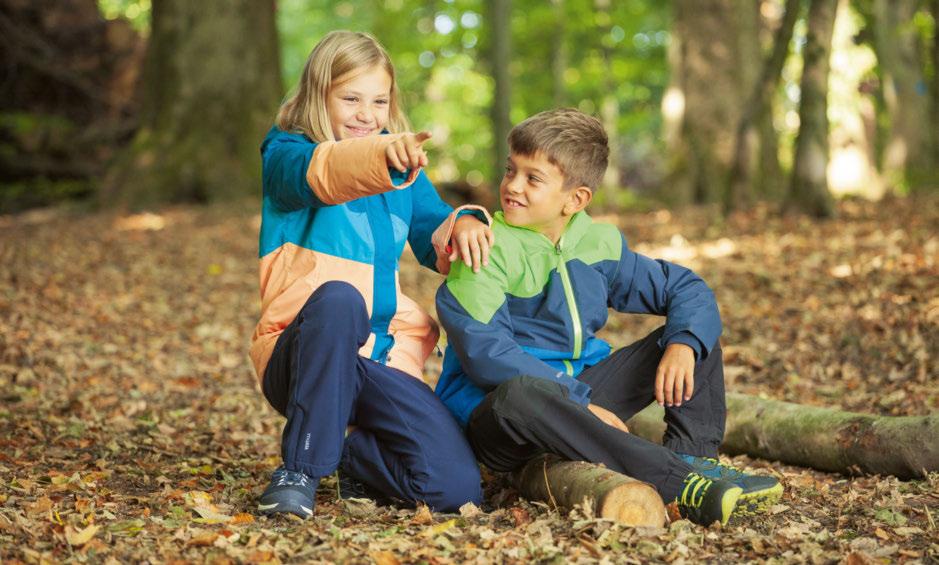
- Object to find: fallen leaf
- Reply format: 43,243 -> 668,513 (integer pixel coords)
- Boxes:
369,551 -> 400,565
65,524 -> 99,547
411,503 -> 433,525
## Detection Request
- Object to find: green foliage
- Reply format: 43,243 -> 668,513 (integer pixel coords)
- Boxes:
98,0 -> 151,32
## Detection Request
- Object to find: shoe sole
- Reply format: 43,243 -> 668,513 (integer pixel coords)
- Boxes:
258,501 -> 313,518
734,483 -> 784,516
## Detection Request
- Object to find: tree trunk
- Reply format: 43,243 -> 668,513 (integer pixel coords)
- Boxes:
726,0 -> 801,212
103,0 -> 282,208
595,0 -> 622,200
514,455 -> 667,527
664,0 -> 761,207
930,0 -> 939,189
489,0 -> 512,193
550,0 -> 567,107
872,0 -> 933,193
788,0 -> 837,217
626,393 -> 939,480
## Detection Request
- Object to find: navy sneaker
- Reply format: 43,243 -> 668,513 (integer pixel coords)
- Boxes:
258,466 -> 317,518
679,454 -> 783,515
675,472 -> 742,526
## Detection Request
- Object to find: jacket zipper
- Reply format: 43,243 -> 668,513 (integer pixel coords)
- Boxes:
554,236 -> 583,368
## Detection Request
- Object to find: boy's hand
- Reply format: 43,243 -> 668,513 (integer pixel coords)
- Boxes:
588,403 -> 629,433
449,215 -> 494,273
656,343 -> 696,407
386,131 -> 432,172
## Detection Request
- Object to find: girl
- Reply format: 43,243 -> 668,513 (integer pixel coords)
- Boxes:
251,30 -> 492,518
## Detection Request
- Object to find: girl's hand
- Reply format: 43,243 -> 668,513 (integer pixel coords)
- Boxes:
449,215 -> 494,273
386,131 -> 432,173
655,343 -> 696,407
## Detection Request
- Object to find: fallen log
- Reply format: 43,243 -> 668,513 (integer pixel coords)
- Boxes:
514,455 -> 667,527
626,392 -> 939,479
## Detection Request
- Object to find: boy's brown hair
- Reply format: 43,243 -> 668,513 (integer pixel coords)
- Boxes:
508,108 -> 609,190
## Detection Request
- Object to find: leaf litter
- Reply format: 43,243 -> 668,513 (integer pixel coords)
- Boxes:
0,197 -> 936,562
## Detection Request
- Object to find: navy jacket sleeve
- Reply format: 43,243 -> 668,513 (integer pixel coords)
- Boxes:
407,171 -> 453,271
607,234 -> 722,359
437,260 -> 592,404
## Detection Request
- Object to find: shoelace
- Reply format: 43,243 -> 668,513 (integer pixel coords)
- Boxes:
679,474 -> 712,509
272,468 -> 312,488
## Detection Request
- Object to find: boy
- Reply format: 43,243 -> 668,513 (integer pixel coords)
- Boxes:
435,108 -> 782,526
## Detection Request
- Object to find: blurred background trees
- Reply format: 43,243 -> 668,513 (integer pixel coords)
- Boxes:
1,0 -> 936,215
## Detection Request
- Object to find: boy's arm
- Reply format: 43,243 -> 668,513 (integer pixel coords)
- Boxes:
608,233 -> 722,359
262,131 -> 419,212
407,174 -> 492,272
437,257 -> 592,405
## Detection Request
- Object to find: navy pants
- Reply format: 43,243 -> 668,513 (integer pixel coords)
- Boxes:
466,327 -> 726,502
263,281 -> 482,512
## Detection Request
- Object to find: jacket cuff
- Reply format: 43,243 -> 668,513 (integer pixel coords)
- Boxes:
564,376 -> 593,406
431,205 -> 493,274
306,134 -> 420,205
660,331 -> 704,361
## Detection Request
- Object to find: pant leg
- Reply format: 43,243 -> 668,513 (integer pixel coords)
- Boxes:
466,375 -> 693,502
339,360 -> 483,512
261,281 -> 369,478
578,326 -> 727,458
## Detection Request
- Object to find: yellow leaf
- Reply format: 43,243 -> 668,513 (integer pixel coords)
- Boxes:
231,513 -> 255,525
424,518 -> 457,537
66,524 -> 99,547
370,551 -> 400,565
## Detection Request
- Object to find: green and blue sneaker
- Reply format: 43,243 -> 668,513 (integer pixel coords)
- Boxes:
679,454 -> 783,515
675,472 -> 742,526
258,466 -> 317,518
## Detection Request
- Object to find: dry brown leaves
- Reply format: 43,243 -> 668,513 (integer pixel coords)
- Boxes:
0,197 -> 936,562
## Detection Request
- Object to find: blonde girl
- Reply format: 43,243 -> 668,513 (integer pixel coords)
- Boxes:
251,31 -> 491,518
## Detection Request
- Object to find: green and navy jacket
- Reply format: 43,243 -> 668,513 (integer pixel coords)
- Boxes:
435,211 -> 722,427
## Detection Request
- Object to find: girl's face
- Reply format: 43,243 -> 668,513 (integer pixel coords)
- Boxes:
327,65 -> 392,140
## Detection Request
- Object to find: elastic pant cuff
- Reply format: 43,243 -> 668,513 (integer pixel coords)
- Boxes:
664,438 -> 720,459
284,459 -> 339,479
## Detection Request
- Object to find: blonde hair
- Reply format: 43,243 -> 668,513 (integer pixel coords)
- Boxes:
508,108 -> 609,190
276,31 -> 410,142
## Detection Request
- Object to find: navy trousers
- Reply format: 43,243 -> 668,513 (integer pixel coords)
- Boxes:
263,281 -> 482,512
465,327 -> 726,502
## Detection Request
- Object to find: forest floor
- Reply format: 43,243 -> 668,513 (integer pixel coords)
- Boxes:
0,196 -> 936,563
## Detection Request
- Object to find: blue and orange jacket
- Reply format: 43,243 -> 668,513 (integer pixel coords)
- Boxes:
435,211 -> 722,427
250,126 -> 485,384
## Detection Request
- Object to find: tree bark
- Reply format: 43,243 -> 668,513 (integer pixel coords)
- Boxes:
103,0 -> 282,208
872,0 -> 932,193
788,0 -> 837,217
595,0 -> 622,199
664,0 -> 761,207
514,455 -> 667,527
726,0 -> 801,211
489,0 -> 512,193
626,393 -> 939,480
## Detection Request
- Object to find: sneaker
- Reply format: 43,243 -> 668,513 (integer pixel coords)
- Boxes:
678,454 -> 783,515
258,466 -> 317,518
675,472 -> 742,526
337,472 -> 394,506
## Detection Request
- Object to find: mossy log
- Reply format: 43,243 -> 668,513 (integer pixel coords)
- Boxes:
514,455 -> 667,527
626,393 -> 939,479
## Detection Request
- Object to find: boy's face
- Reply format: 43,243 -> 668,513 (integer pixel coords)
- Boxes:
500,152 -> 588,243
